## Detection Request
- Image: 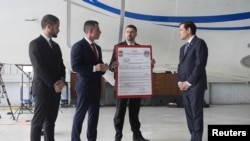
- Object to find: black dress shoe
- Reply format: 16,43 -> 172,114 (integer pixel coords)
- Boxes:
133,136 -> 150,141
115,139 -> 121,141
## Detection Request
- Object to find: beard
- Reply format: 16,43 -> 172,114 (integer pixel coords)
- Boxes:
51,33 -> 57,38
126,36 -> 135,42
50,30 -> 58,38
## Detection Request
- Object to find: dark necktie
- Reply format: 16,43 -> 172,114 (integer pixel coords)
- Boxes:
91,43 -> 98,60
49,39 -> 57,55
49,39 -> 53,49
184,42 -> 189,55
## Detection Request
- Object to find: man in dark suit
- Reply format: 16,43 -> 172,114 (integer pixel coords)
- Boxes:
109,25 -> 154,141
177,21 -> 208,141
71,20 -> 108,141
29,14 -> 66,141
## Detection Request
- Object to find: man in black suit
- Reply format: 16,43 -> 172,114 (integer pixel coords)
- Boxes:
177,21 -> 208,141
109,25 -> 154,141
29,14 -> 66,141
71,20 -> 108,141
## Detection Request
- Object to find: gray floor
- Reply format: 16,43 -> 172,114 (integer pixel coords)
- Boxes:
1,104 -> 250,141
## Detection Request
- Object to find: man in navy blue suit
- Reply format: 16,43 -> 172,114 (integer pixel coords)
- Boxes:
177,21 -> 208,141
71,20 -> 108,141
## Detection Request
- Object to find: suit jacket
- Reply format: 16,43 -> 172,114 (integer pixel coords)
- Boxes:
29,35 -> 66,95
177,36 -> 208,90
71,38 -> 105,92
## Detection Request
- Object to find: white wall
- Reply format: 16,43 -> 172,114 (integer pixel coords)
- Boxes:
208,83 -> 250,104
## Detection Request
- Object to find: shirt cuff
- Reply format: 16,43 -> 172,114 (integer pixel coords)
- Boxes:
186,81 -> 192,86
177,81 -> 182,85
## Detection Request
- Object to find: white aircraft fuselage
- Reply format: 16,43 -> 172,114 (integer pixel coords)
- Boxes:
1,0 -> 250,83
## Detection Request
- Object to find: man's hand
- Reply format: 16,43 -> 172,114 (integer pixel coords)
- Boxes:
96,63 -> 109,72
111,61 -> 119,70
178,81 -> 190,91
103,63 -> 109,72
178,82 -> 184,91
54,79 -> 65,93
151,58 -> 156,68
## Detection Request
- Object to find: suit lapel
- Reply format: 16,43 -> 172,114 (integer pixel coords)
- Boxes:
40,35 -> 55,55
181,36 -> 197,62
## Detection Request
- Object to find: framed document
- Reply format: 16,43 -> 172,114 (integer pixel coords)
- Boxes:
115,45 -> 153,98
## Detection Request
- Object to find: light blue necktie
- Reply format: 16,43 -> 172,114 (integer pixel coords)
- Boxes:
184,42 -> 189,55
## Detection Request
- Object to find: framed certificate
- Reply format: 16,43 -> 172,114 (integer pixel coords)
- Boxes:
115,45 -> 153,98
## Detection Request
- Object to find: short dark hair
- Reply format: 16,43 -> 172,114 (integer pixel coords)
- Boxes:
126,24 -> 137,32
179,21 -> 196,35
41,14 -> 59,29
83,20 -> 99,33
